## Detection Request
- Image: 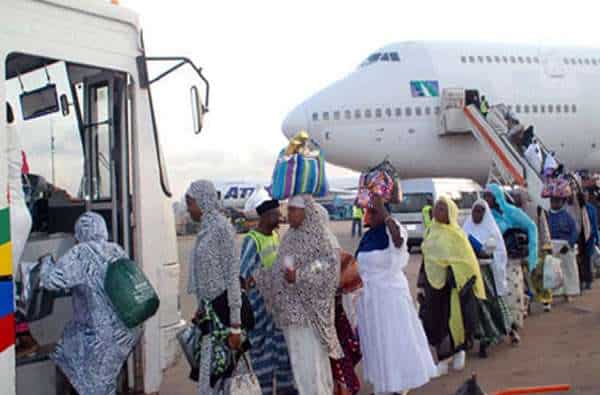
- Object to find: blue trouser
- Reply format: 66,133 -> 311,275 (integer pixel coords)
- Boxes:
352,218 -> 362,237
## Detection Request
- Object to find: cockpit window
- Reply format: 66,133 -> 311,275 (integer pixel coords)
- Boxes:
360,51 -> 400,67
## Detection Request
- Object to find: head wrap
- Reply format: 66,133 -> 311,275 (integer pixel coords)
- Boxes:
75,212 -> 109,243
259,197 -> 342,358
185,180 -> 237,296
288,194 -> 308,209
463,199 -> 508,295
422,196 -> 486,348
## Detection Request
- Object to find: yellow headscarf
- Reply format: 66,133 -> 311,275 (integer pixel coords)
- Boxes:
422,195 -> 486,347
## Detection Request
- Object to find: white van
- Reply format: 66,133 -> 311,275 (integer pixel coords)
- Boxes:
389,178 -> 482,251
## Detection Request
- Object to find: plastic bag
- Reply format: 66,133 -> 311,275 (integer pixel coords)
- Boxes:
104,258 -> 160,328
356,160 -> 402,208
543,255 -> 564,290
17,255 -> 55,322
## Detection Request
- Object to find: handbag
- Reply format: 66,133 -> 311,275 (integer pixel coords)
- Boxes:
543,255 -> 564,290
176,324 -> 203,372
223,353 -> 262,395
208,290 -> 255,331
18,255 -> 56,322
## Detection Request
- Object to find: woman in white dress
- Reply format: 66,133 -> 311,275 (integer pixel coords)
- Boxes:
6,103 -> 35,357
355,195 -> 437,395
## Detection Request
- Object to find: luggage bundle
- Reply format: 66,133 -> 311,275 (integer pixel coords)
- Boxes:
270,131 -> 328,200
541,176 -> 572,199
356,160 -> 402,208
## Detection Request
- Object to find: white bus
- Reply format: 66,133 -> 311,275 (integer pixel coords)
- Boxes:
1,1 -> 208,393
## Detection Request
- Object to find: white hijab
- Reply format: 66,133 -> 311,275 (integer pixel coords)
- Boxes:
463,199 -> 509,296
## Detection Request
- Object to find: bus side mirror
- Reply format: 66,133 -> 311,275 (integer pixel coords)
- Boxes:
190,85 -> 205,134
60,94 -> 70,117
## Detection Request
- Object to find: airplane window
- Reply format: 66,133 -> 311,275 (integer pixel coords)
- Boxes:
510,56 -> 516,63
461,56 -> 467,63
548,104 -> 553,113
434,106 -> 441,115
515,104 -> 521,113
468,56 -> 475,63
494,56 -> 501,63
425,106 -> 431,115
532,104 -> 538,113
323,112 -> 330,120
354,109 -> 361,119
564,104 -> 569,113
344,110 -> 352,120
570,58 -> 576,64
585,58 -> 591,65
405,107 -> 412,116
564,58 -> 570,65
593,59 -> 598,65
540,105 -> 545,113
477,56 -> 484,63
578,58 -> 583,64
380,53 -> 390,61
375,108 -> 382,118
334,111 -> 341,121
507,105 -> 512,111
502,56 -> 508,63
518,56 -> 524,63
486,56 -> 492,63
572,104 -> 577,113
365,109 -> 372,118
415,107 -> 422,116
534,57 -> 540,64
395,107 -> 402,117
556,105 -> 561,113
385,108 -> 392,117
312,112 -> 319,121
526,56 -> 532,64
524,105 -> 530,113
390,52 -> 400,61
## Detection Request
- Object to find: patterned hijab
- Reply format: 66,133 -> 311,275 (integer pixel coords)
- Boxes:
75,212 -> 109,243
186,180 -> 236,295
264,195 -> 342,357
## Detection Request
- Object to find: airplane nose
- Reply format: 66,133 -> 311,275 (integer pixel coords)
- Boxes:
282,104 -> 307,140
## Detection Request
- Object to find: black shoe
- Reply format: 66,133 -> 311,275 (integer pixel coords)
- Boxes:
479,343 -> 489,358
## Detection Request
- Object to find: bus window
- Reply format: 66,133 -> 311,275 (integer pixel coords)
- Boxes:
388,193 -> 434,214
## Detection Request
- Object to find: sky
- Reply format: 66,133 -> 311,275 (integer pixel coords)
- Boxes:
121,0 -> 600,199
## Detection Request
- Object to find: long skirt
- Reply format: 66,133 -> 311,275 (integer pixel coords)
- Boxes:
284,326 -> 333,395
330,295 -> 361,394
529,258 -> 553,305
505,260 -> 526,329
476,265 -> 513,346
552,241 -> 580,297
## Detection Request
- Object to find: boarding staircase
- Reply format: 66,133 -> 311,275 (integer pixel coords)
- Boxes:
463,104 -> 550,210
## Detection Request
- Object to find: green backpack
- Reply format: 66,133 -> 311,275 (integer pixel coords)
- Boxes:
104,258 -> 160,328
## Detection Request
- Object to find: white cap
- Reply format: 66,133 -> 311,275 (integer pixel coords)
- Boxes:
244,188 -> 272,217
288,194 -> 310,208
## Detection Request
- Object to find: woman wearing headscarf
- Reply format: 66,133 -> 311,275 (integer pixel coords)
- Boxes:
40,212 -> 140,395
463,199 -> 519,357
257,194 -> 341,395
185,180 -> 242,395
421,196 -> 486,375
356,195 -> 437,394
484,183 -> 537,329
317,204 -> 362,395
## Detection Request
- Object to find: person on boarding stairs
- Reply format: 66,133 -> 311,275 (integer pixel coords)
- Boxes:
463,200 -> 520,358
356,194 -> 437,395
256,194 -> 341,395
484,184 -> 538,330
421,196 -> 486,377
549,196 -> 581,301
40,212 -> 141,395
480,95 -> 489,117
351,202 -> 364,237
567,192 -> 598,291
239,188 -> 296,395
185,180 -> 244,395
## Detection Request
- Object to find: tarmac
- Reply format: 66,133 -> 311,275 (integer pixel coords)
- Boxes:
161,220 -> 600,395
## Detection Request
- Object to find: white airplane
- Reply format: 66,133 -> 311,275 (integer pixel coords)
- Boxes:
282,41 -> 600,182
